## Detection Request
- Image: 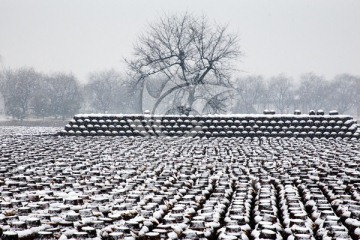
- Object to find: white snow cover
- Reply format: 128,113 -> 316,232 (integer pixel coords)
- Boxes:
0,126 -> 359,239
74,113 -> 354,119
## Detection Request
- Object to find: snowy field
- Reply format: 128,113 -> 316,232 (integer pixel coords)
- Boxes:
0,126 -> 62,136
0,127 -> 360,239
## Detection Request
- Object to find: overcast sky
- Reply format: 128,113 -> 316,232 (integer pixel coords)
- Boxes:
0,0 -> 359,82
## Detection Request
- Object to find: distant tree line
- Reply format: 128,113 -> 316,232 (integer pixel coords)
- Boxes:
0,68 -> 137,120
232,73 -> 360,117
135,72 -> 360,117
0,67 -> 359,121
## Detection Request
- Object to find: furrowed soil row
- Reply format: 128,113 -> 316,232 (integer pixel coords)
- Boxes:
0,131 -> 359,239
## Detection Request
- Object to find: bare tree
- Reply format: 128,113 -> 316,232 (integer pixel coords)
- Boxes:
232,75 -> 266,113
127,12 -> 241,114
0,67 -> 40,120
329,74 -> 359,114
46,72 -> 82,120
31,74 -> 53,119
85,70 -> 126,113
297,73 -> 330,112
267,74 -> 294,114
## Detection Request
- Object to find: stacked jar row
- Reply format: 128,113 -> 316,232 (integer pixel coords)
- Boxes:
61,114 -> 359,138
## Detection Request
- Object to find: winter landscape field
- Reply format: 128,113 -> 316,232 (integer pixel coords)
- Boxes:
0,119 -> 359,240
2,0 -> 360,239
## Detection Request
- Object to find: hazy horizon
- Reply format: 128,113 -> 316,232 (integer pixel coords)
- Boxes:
1,0 -> 360,82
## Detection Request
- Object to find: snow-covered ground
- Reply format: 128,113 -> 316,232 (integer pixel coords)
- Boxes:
0,127 -> 359,239
0,126 -> 61,136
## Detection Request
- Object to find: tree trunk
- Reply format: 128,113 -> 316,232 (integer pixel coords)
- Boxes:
187,86 -> 196,110
129,81 -> 145,114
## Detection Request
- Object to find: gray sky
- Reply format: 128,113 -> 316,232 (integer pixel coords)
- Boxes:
1,0 -> 359,82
